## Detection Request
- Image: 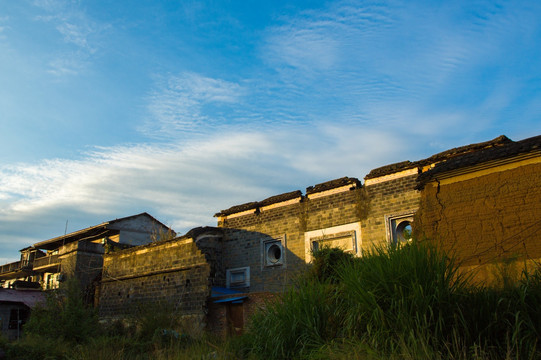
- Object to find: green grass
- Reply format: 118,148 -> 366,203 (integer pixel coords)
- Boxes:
243,243 -> 541,359
4,242 -> 541,359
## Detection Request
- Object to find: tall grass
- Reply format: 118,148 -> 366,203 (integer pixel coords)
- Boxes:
244,243 -> 541,359
336,244 -> 469,354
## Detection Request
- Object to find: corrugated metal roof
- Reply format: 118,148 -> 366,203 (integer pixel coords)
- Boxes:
213,296 -> 247,304
0,289 -> 46,308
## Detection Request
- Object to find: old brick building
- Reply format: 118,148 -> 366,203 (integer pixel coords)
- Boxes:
97,134 -> 540,336
0,213 -> 171,294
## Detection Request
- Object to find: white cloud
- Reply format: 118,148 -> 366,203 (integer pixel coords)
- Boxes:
0,118 -> 411,262
142,73 -> 245,137
47,54 -> 86,76
31,0 -> 110,76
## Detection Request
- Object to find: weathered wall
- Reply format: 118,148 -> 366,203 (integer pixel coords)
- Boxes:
217,174 -> 422,292
207,292 -> 276,338
362,172 -> 421,249
99,237 -> 211,329
415,162 -> 541,275
218,180 -> 370,292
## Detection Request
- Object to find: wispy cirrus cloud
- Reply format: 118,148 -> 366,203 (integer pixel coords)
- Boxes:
260,0 -> 541,140
31,0 -> 110,76
141,72 -> 245,138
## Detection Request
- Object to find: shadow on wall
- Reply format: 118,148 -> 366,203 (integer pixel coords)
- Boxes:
218,228 -> 307,294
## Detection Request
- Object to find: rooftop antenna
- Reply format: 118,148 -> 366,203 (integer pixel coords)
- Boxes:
63,220 -> 68,247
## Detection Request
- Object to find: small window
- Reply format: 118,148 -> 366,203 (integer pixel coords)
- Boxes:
263,239 -> 284,267
226,267 -> 250,288
386,212 -> 415,245
396,220 -> 412,242
8,308 -> 29,330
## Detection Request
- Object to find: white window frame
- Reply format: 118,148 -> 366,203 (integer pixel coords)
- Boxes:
385,210 -> 415,245
226,266 -> 250,288
304,222 -> 361,263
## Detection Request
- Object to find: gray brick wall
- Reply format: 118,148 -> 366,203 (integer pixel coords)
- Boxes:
98,239 -> 211,320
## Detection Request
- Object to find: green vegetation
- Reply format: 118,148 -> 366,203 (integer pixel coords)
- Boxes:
2,243 -> 541,359
242,244 -> 541,359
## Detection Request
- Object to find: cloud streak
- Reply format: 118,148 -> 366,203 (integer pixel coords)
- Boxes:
0,117 -> 408,263
31,0 -> 110,76
142,73 -> 245,138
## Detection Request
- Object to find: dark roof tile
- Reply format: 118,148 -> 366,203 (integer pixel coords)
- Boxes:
215,190 -> 303,217
306,177 -> 360,195
365,135 -> 512,180
365,161 -> 416,180
416,135 -> 541,188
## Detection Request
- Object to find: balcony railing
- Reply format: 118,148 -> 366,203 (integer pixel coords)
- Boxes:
0,261 -> 21,274
32,254 -> 60,269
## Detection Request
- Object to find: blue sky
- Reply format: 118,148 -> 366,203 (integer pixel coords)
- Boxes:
1,0 -> 540,263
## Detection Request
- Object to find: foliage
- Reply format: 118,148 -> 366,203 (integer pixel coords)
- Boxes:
310,246 -> 355,283
23,277 -> 99,343
150,226 -> 176,243
7,242 -> 541,359
243,243 -> 541,359
244,278 -> 338,359
3,334 -> 69,360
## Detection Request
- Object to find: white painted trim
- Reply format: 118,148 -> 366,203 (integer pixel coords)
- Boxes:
306,185 -> 356,200
364,168 -> 418,186
385,210 -> 416,244
260,197 -> 302,212
261,235 -> 286,269
304,222 -> 362,263
221,209 -> 257,219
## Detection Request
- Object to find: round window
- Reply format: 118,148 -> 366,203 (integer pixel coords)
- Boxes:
267,244 -> 282,263
396,221 -> 412,242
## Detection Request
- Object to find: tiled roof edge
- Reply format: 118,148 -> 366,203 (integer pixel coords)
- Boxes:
215,190 -> 303,217
364,135 -> 512,180
305,177 -> 360,195
364,161 -> 416,180
416,134 -> 541,188
216,177 -> 360,217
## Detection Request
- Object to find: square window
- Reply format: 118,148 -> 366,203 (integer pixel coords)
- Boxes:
226,267 -> 250,288
303,222 -> 361,263
311,231 -> 356,253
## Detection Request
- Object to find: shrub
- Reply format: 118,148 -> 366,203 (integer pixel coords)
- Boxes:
23,277 -> 99,343
310,246 -> 355,283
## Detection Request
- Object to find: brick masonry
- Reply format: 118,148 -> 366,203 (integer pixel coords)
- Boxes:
217,175 -> 422,292
99,237 -> 211,325
362,174 -> 420,250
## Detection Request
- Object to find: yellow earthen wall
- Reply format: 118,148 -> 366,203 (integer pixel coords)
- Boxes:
415,163 -> 541,278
